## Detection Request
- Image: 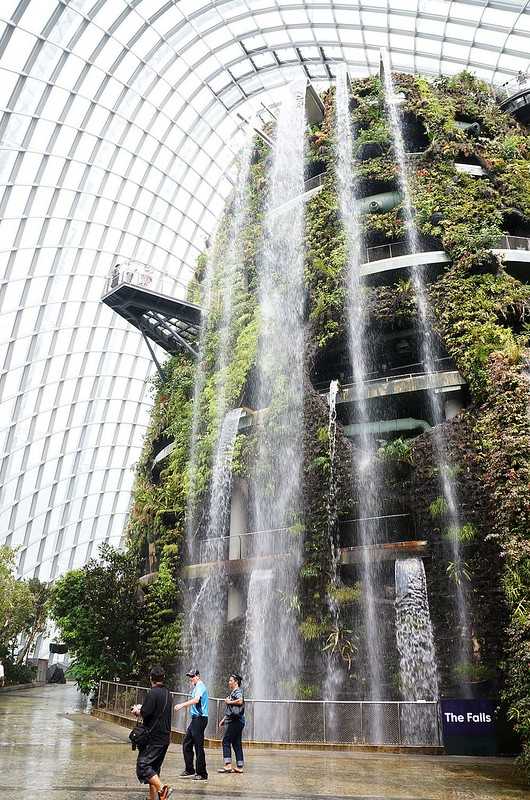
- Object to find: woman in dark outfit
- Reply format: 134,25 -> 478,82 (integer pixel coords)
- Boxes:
132,664 -> 173,800
218,673 -> 245,773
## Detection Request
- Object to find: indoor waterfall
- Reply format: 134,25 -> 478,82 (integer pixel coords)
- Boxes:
243,80 -> 307,712
335,65 -> 386,739
381,53 -> 471,680
324,379 -> 343,735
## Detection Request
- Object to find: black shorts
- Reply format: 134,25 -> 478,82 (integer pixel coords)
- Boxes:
136,741 -> 169,784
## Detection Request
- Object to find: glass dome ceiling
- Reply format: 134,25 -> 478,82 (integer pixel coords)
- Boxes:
1,0 -> 529,582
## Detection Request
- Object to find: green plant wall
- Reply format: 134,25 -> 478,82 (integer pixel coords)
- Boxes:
126,71 -> 529,768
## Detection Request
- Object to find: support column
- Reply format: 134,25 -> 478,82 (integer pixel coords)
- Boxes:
229,478 -> 248,560
227,584 -> 244,622
444,394 -> 464,420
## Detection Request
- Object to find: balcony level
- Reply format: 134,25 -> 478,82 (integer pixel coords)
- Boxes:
328,364 -> 465,405
361,235 -> 530,286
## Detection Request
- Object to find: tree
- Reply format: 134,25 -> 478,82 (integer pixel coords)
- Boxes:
16,578 -> 51,664
49,544 -> 144,694
0,546 -> 35,657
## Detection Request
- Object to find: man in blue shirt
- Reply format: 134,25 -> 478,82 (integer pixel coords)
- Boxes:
174,669 -> 209,781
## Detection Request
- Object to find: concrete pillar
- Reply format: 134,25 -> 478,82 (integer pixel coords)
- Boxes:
444,394 -> 464,420
229,478 -> 248,560
227,584 -> 244,622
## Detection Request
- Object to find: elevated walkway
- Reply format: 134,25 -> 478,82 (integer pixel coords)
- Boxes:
331,369 -> 465,405
183,535 -> 429,580
101,262 -> 202,362
361,235 -> 530,285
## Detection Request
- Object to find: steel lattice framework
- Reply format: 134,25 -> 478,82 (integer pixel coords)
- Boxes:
0,0 -> 529,582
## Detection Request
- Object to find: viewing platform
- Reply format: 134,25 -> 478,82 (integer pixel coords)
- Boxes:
101,262 -> 202,359
497,73 -> 530,124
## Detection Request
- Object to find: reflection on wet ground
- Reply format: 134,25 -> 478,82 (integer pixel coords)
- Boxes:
0,684 -> 528,799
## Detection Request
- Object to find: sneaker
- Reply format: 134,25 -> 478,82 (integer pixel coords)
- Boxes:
178,771 -> 195,779
192,774 -> 208,781
159,787 -> 173,800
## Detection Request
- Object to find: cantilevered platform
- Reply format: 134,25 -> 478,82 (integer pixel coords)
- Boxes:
497,74 -> 530,124
101,264 -> 202,360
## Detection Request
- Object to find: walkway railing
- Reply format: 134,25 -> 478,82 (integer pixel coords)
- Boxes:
497,73 -> 530,102
495,234 -> 530,251
103,261 -> 190,300
304,172 -> 327,192
363,239 -> 441,263
362,235 -> 530,265
96,680 -> 442,747
340,514 -> 416,545
196,527 -> 292,564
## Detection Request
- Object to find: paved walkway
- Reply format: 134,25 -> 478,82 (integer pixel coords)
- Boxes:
0,684 -> 528,799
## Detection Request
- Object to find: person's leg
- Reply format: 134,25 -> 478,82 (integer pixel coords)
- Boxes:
151,744 -> 171,798
232,721 -> 244,771
182,724 -> 195,775
193,717 -> 208,777
148,775 -> 162,800
137,745 -> 170,798
220,724 -> 233,770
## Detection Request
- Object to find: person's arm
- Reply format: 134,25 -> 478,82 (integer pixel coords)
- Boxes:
225,688 -> 243,705
174,687 -> 201,712
132,691 -> 154,718
225,697 -> 243,705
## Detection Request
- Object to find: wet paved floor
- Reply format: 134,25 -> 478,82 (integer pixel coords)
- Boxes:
0,684 -> 528,800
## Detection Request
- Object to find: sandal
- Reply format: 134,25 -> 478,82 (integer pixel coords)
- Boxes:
232,767 -> 244,773
217,767 -> 233,773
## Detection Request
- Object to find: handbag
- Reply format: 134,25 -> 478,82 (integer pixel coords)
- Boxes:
129,688 -> 169,750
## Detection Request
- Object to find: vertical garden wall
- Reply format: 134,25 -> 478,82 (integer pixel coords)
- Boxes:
124,72 -> 529,766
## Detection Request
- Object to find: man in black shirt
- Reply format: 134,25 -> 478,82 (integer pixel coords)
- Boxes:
132,664 -> 173,800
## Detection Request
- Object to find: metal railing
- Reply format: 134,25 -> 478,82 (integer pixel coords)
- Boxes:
362,235 -> 530,266
495,234 -> 530,252
340,514 -> 416,546
97,680 -> 442,747
314,357 -> 458,393
363,238 -> 441,263
304,172 -> 326,192
196,527 -> 292,564
103,261 -> 190,301
496,73 -> 530,102
340,357 -> 457,388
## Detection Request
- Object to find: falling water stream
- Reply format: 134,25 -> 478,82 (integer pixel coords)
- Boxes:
244,80 -> 307,716
335,65 -> 386,740
395,558 -> 439,700
381,52 -> 470,681
395,558 -> 439,743
189,407 -> 243,687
